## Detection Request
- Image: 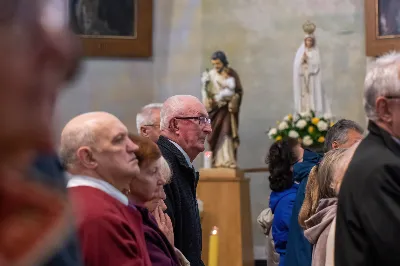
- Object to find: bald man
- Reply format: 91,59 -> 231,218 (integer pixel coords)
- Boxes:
158,95 -> 212,266
60,112 -> 151,266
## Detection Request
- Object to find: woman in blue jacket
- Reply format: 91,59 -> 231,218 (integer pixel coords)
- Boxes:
267,139 -> 300,266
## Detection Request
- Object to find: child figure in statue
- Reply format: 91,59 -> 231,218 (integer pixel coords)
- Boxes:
201,51 -> 243,168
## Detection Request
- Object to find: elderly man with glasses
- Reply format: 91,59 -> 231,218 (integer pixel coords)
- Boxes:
157,95 -> 212,266
335,52 -> 400,266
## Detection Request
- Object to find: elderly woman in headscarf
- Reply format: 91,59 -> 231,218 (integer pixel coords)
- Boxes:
298,142 -> 359,266
127,134 -> 189,266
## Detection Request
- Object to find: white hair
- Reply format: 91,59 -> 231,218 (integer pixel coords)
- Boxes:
59,122 -> 96,169
160,95 -> 200,130
159,156 -> 172,183
136,103 -> 163,133
364,52 -> 400,121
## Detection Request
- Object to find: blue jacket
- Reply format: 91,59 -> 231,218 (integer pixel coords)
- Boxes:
284,149 -> 322,266
269,183 -> 299,266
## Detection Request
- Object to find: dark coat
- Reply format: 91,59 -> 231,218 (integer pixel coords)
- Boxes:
335,121 -> 400,266
31,153 -> 83,266
157,136 -> 204,266
285,150 -> 322,266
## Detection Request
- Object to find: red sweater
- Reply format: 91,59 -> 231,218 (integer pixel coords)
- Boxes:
69,186 -> 151,266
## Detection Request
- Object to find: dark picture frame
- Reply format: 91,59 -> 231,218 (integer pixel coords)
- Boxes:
69,0 -> 153,58
365,0 -> 400,57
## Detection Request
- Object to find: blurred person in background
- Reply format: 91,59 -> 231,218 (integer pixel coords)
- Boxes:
0,0 -> 82,265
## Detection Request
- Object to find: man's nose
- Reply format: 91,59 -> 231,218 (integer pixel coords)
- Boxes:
203,123 -> 212,134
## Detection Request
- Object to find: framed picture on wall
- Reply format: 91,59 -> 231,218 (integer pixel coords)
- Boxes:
365,0 -> 400,57
69,0 -> 153,58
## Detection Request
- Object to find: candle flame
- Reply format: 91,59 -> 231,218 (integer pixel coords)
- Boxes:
205,151 -> 212,158
211,226 -> 218,235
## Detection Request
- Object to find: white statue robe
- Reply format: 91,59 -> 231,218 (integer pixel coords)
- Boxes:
293,43 -> 330,116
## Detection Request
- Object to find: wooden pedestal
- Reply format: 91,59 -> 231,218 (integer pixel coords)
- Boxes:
198,168 -> 254,266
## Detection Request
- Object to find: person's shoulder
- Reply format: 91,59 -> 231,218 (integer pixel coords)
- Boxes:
78,203 -> 142,236
346,136 -> 398,180
69,187 -> 129,219
278,189 -> 297,207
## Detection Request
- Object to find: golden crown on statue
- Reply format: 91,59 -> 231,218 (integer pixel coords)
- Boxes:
302,20 -> 316,35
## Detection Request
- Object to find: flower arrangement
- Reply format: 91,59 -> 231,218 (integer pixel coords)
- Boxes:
267,110 -> 334,147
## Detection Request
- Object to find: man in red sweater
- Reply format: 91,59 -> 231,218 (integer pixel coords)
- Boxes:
60,111 -> 151,266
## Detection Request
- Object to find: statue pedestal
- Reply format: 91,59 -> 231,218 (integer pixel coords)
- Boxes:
198,168 -> 254,266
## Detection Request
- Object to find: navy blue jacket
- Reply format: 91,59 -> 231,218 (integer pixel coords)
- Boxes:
285,150 -> 322,266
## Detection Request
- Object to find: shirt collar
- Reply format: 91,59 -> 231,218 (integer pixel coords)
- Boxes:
168,139 -> 193,168
67,175 -> 129,206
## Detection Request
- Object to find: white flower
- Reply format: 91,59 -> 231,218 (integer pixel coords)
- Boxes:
300,111 -> 312,118
268,128 -> 277,138
323,113 -> 332,120
317,121 -> 328,131
296,119 -> 307,129
303,135 -> 313,146
288,130 -> 299,138
278,121 -> 289,131
284,115 -> 291,121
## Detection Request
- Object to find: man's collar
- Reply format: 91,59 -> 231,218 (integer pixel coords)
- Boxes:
368,120 -> 400,157
67,175 -> 129,206
168,139 -> 193,168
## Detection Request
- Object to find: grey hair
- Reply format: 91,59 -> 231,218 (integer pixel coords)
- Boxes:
324,119 -> 363,152
160,95 -> 199,130
59,122 -> 96,169
136,103 -> 163,133
364,52 -> 400,121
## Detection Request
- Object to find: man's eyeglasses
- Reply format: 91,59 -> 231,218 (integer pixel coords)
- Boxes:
385,95 -> 400,99
143,124 -> 160,128
175,116 -> 211,125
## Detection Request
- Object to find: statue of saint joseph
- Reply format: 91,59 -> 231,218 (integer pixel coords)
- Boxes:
201,51 -> 243,168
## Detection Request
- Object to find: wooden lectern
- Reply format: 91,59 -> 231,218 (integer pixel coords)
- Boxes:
197,168 -> 254,266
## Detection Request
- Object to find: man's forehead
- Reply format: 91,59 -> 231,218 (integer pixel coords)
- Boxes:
151,108 -> 161,118
183,102 -> 208,117
95,118 -> 127,137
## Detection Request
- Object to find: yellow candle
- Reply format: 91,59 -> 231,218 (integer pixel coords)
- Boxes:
208,226 -> 219,266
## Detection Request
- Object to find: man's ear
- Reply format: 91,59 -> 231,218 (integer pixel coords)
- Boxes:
376,97 -> 393,123
169,118 -> 179,132
140,126 -> 149,137
331,141 -> 339,150
76,147 -> 97,169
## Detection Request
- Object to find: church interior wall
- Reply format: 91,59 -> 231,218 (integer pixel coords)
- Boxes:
55,0 -> 368,260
